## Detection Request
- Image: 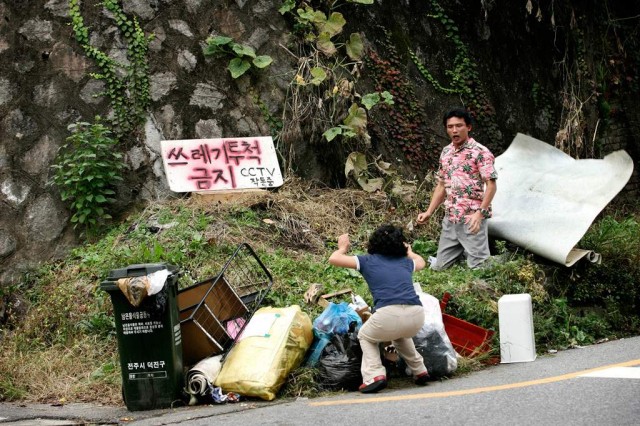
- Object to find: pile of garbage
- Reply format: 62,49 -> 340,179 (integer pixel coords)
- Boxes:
179,283 -> 466,406
103,244 -> 493,411
185,305 -> 312,403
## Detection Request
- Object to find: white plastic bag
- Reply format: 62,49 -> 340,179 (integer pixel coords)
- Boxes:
412,283 -> 457,378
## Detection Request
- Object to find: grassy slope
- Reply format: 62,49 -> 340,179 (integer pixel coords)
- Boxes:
0,179 -> 638,404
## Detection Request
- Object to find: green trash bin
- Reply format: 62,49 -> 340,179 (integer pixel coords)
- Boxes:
100,263 -> 184,411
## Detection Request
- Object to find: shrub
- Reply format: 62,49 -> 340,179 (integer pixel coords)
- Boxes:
51,117 -> 123,236
567,216 -> 640,318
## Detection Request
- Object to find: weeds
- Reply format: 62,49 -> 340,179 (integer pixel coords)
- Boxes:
279,367 -> 324,398
551,214 -> 640,334
202,35 -> 273,79
0,336 -> 120,404
1,181 -> 638,403
50,118 -> 123,237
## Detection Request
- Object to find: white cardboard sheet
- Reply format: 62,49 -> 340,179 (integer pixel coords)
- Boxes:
488,133 -> 634,266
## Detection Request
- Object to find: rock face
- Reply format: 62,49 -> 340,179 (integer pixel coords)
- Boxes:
0,0 -> 291,285
0,0 -> 638,286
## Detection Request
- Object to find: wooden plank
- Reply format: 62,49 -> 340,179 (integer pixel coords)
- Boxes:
320,288 -> 353,300
192,189 -> 267,204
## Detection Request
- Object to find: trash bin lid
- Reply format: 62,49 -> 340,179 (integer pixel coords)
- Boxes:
100,263 -> 179,292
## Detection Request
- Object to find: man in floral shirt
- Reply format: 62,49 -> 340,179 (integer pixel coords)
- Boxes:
416,109 -> 498,270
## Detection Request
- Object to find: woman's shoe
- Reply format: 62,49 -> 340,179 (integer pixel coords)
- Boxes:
414,371 -> 430,386
359,375 -> 387,393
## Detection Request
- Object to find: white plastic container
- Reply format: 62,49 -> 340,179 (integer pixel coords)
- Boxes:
498,293 -> 536,363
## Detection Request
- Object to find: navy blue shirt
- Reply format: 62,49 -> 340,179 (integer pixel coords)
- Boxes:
355,254 -> 421,310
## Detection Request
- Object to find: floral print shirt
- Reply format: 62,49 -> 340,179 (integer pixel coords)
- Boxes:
436,137 -> 498,223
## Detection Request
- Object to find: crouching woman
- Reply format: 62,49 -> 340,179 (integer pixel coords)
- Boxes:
328,224 -> 430,393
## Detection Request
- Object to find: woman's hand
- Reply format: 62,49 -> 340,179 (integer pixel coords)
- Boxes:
337,233 -> 350,252
329,233 -> 356,269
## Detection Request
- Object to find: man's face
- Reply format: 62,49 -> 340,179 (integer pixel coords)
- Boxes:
446,116 -> 471,147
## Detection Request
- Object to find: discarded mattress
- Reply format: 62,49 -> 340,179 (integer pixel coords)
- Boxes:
489,133 -> 634,266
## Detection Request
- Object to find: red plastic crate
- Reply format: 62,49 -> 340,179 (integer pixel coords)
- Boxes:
442,312 -> 494,358
439,292 -> 494,358
439,292 -> 451,312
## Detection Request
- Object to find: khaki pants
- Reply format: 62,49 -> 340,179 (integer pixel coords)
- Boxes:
357,304 -> 427,382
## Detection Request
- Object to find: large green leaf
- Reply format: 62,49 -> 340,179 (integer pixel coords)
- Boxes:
208,35 -> 233,46
339,124 -> 357,138
316,32 -> 337,56
310,67 -> 327,85
361,93 -> 381,110
228,58 -> 251,78
204,35 -> 234,56
381,90 -> 394,105
320,12 -> 345,37
323,126 -> 342,142
343,103 -> 367,133
253,55 -> 273,68
346,32 -> 364,60
232,43 -> 256,59
349,0 -> 374,4
298,7 -> 326,24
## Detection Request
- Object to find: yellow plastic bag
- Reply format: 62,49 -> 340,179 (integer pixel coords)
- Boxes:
214,305 -> 313,400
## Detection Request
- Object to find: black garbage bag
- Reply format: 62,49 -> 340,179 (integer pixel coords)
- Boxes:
411,293 -> 457,378
413,326 -> 457,378
317,331 -> 363,391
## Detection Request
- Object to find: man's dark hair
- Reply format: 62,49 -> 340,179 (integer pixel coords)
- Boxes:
443,108 -> 473,127
367,224 -> 408,257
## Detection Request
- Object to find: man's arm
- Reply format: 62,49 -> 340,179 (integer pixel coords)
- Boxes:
481,179 -> 497,209
416,180 -> 446,224
467,179 -> 497,234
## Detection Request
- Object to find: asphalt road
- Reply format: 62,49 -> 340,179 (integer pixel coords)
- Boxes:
1,336 -> 639,425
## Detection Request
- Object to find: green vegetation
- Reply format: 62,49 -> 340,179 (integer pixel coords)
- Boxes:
555,214 -> 640,334
279,0 -> 401,190
62,0 -> 153,239
4,0 -> 638,406
50,117 -> 124,236
69,0 -> 152,139
203,36 -> 273,79
279,0 -> 372,58
322,91 -> 394,144
1,181 -> 638,403
365,38 -> 441,173
410,0 -> 501,143
524,1 -> 640,159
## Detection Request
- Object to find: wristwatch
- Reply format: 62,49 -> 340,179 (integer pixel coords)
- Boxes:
479,208 -> 491,219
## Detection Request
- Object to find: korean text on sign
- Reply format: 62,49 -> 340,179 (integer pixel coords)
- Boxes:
160,137 -> 284,192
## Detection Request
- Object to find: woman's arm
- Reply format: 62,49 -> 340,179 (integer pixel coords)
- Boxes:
406,243 -> 427,271
328,233 -> 357,269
